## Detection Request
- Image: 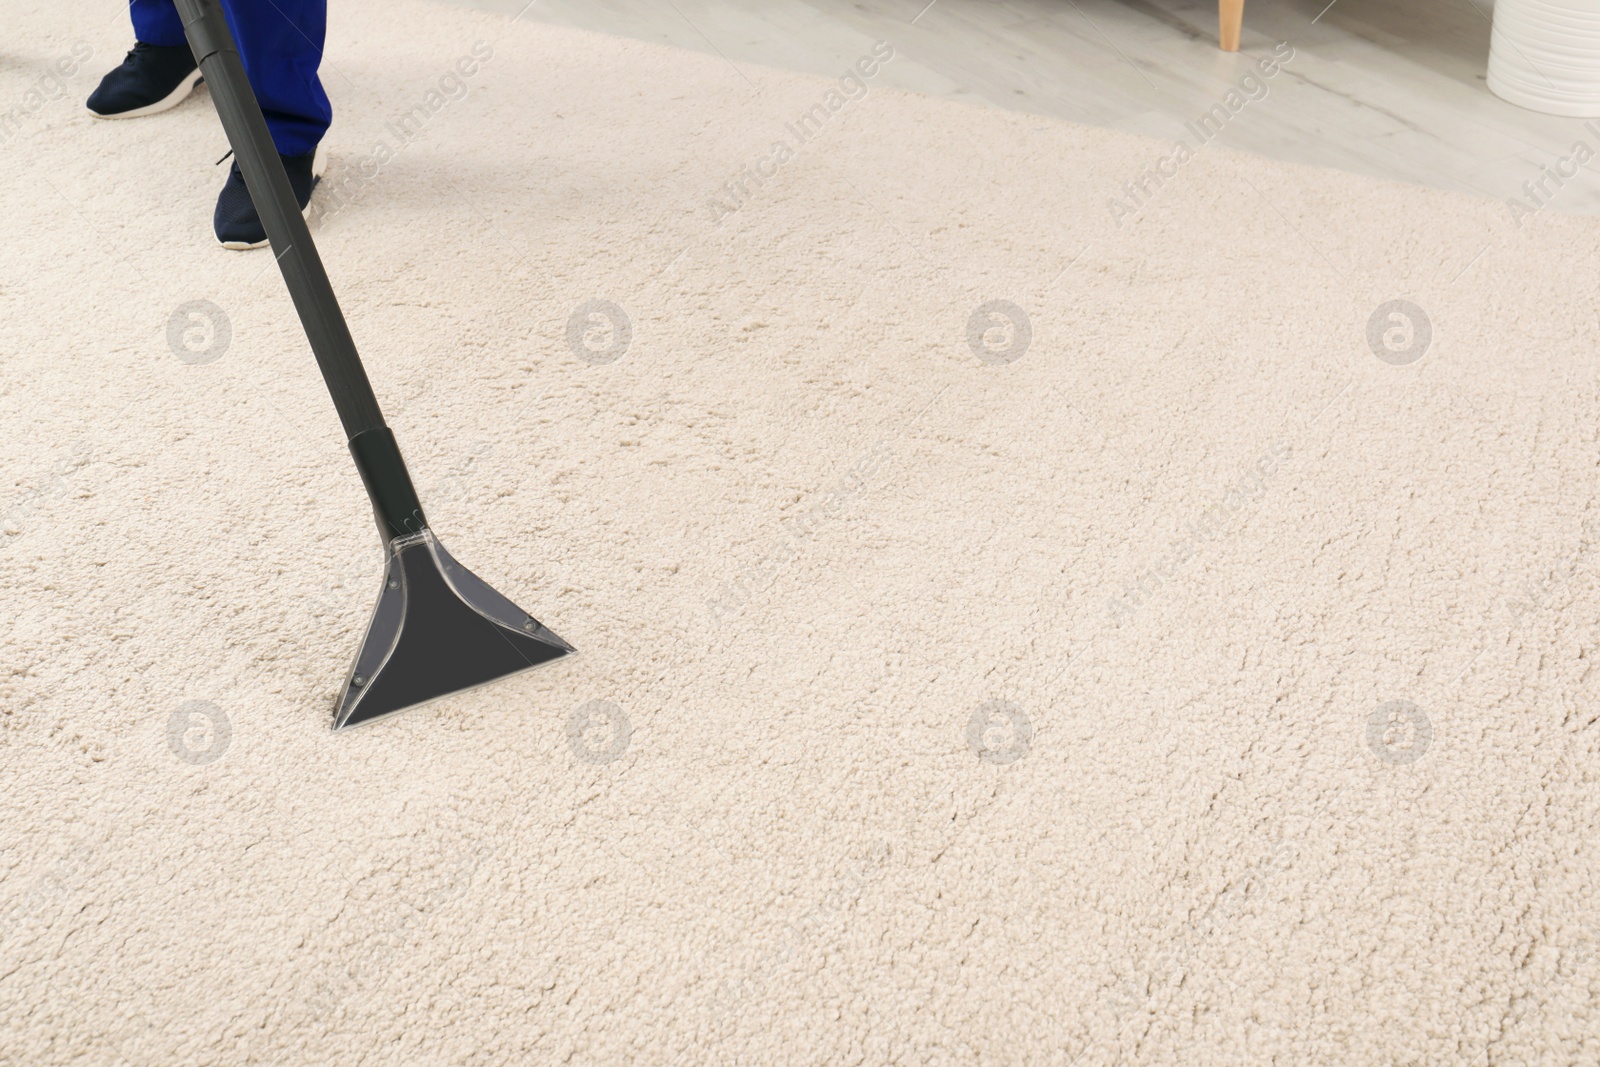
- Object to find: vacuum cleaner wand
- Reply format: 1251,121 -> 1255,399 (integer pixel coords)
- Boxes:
174,0 -> 574,730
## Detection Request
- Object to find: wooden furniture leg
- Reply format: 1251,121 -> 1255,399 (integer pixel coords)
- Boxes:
1219,0 -> 1244,50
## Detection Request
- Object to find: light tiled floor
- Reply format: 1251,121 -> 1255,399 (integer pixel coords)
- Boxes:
433,0 -> 1600,215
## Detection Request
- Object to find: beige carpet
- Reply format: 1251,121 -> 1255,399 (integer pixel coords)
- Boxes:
2,1 -> 1598,1063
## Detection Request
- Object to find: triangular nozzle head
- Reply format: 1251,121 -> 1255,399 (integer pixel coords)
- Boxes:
333,528 -> 574,730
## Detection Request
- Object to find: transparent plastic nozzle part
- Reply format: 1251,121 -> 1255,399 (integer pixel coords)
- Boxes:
333,528 -> 574,730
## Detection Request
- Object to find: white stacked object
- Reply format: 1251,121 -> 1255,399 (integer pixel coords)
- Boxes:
1489,0 -> 1600,116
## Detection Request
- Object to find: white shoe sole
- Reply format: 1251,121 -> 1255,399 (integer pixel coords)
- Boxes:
220,143 -> 329,251
86,68 -> 203,120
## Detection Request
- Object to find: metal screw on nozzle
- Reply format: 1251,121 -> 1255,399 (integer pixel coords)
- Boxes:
352,675 -> 366,688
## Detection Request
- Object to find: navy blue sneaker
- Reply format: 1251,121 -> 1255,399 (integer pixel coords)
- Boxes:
213,145 -> 326,250
86,42 -> 202,119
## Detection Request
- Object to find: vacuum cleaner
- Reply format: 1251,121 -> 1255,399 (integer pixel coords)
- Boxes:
173,0 -> 574,730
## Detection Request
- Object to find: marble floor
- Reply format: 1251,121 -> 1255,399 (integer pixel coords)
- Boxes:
432,0 -> 1600,215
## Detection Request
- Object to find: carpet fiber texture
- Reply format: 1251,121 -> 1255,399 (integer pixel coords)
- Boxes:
2,1 -> 1599,1063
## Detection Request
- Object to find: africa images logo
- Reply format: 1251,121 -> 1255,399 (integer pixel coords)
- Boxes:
1106,42 -> 1295,228
706,41 -> 897,223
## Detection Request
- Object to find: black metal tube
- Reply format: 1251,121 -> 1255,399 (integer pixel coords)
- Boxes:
349,427 -> 428,540
173,0 -> 384,439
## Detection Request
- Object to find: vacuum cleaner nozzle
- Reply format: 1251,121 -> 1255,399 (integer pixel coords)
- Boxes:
171,0 -> 577,731
333,529 -> 575,731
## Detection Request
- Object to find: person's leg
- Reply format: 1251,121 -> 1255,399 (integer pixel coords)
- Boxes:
91,0 -> 333,247
91,0 -> 331,151
209,0 -> 331,248
128,0 -> 186,46
86,0 -> 202,119
220,0 -> 330,156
